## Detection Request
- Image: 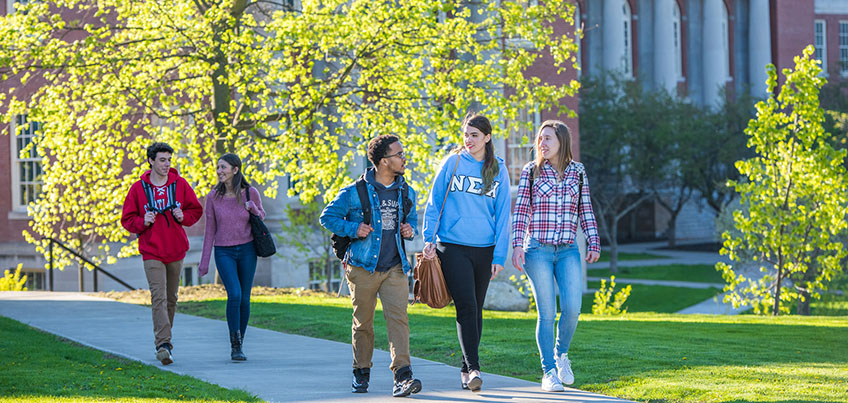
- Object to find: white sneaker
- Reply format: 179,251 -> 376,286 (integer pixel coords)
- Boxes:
541,368 -> 565,392
555,353 -> 574,385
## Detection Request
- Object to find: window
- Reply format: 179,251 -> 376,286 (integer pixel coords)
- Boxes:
10,114 -> 43,211
308,259 -> 342,293
840,21 -> 848,76
815,20 -> 828,75
622,2 -> 633,76
720,2 -> 729,81
507,108 -> 540,187
16,267 -> 44,291
6,0 -> 28,14
673,2 -> 682,79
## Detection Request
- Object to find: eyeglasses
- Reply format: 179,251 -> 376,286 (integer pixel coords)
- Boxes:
385,150 -> 407,160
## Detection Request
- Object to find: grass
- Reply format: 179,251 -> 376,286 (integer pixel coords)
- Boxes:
0,316 -> 260,403
588,264 -> 725,284
164,288 -> 848,403
583,281 -> 722,314
597,251 -> 667,263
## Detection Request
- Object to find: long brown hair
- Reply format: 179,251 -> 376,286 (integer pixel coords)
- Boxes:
533,120 -> 573,179
213,153 -> 251,204
458,113 -> 499,193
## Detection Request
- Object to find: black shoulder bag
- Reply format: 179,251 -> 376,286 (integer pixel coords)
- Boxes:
246,188 -> 276,258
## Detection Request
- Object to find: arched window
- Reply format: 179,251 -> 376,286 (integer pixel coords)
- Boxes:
673,2 -> 682,79
622,1 -> 633,76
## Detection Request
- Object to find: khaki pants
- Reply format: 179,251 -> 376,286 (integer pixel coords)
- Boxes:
143,259 -> 183,348
347,264 -> 411,372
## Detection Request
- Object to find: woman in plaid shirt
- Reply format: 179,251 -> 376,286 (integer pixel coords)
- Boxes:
511,120 -> 600,392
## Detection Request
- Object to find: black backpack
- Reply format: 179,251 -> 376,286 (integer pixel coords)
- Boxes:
331,176 -> 412,260
141,181 -> 178,226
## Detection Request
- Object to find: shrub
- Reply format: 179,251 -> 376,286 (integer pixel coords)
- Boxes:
592,276 -> 631,315
0,265 -> 28,291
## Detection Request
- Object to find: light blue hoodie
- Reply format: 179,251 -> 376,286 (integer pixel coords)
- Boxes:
422,149 -> 511,265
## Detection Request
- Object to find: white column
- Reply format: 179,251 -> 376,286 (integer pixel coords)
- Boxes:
603,0 -> 626,73
702,0 -> 727,108
654,0 -> 677,92
749,0 -> 772,96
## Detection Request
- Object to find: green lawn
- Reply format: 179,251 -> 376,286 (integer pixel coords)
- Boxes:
588,264 -> 725,283
175,292 -> 848,403
583,281 -> 722,314
597,251 -> 668,263
0,316 -> 260,403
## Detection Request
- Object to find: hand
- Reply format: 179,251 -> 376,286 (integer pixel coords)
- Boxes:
198,266 -> 208,277
422,242 -> 436,260
586,250 -> 600,263
491,264 -> 504,280
400,223 -> 414,239
512,247 -> 525,272
172,207 -> 184,223
245,200 -> 257,213
143,211 -> 156,226
356,223 -> 374,238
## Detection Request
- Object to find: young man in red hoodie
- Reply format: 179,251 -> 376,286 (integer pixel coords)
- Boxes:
121,142 -> 203,365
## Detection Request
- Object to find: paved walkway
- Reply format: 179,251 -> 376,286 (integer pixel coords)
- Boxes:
0,292 -> 632,403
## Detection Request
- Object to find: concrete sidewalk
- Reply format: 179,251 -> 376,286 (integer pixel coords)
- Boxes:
0,292 -> 631,403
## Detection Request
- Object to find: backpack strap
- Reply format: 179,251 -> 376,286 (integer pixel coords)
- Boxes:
141,181 -> 158,212
401,182 -> 411,224
166,181 -> 177,210
354,177 -> 371,226
527,161 -> 536,205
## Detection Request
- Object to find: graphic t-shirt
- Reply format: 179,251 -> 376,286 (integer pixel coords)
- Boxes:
375,183 -> 402,271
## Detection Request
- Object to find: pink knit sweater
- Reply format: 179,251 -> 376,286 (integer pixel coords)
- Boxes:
198,187 -> 266,274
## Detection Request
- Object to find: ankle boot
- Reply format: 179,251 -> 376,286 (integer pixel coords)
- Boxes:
230,331 -> 246,361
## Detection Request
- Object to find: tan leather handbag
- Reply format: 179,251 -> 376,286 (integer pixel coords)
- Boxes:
413,156 -> 460,309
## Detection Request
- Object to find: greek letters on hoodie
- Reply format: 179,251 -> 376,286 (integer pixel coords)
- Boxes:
422,150 -> 511,266
121,168 -> 203,263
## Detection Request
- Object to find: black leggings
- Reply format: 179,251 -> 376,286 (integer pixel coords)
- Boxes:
437,242 -> 494,372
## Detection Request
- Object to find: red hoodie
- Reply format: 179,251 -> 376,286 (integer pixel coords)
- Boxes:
121,168 -> 203,263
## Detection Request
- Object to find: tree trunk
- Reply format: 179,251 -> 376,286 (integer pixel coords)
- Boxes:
797,289 -> 811,315
667,217 -> 677,248
772,253 -> 783,316
609,223 -> 619,274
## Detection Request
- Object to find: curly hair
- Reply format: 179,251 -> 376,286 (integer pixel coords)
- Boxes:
146,142 -> 174,166
367,135 -> 400,167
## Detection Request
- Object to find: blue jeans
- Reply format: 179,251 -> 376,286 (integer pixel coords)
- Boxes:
214,242 -> 257,335
523,238 -> 582,373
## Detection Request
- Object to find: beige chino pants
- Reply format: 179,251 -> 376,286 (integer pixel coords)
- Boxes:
346,263 -> 411,372
143,259 -> 183,348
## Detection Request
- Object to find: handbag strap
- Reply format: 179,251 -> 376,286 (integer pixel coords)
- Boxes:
430,154 -> 461,244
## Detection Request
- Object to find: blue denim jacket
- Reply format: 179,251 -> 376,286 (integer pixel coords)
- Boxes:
319,174 -> 418,274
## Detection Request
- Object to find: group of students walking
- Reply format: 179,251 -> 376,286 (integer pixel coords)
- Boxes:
121,143 -> 266,365
320,113 -> 600,397
119,111 -> 600,399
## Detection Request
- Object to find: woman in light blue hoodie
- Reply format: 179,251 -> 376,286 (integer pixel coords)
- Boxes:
421,113 -> 511,393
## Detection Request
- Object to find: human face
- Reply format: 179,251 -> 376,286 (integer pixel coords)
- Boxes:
148,152 -> 171,178
463,124 -> 490,161
537,126 -> 561,161
217,159 -> 238,187
381,141 -> 406,176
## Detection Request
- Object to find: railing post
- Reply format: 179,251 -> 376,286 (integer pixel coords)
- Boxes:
78,264 -> 84,292
48,240 -> 54,292
93,267 -> 98,292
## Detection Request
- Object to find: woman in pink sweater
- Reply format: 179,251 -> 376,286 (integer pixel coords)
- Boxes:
199,153 -> 266,361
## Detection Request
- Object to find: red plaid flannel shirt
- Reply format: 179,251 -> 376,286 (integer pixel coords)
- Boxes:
511,160 -> 601,252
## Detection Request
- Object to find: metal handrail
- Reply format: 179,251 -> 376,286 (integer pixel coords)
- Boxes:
42,237 -> 136,292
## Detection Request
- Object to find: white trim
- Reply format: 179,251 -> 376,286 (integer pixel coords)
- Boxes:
815,0 -> 848,15
575,2 -> 582,76
815,19 -> 828,75
9,114 -> 42,212
840,21 -> 848,76
623,1 -> 633,76
673,2 -> 682,80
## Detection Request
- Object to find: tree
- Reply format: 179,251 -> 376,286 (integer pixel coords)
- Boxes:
716,46 -> 848,316
278,198 -> 337,293
0,0 -> 580,269
579,74 -> 655,272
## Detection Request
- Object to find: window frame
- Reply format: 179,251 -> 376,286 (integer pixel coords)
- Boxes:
9,114 -> 43,213
673,2 -> 683,80
622,1 -> 633,77
815,19 -> 828,75
507,108 -> 541,190
839,21 -> 848,76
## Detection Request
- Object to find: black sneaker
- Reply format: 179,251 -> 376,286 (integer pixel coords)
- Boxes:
155,343 -> 173,365
392,366 -> 422,398
352,368 -> 370,393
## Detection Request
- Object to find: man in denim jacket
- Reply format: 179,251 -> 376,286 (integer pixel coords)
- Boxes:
319,135 -> 422,398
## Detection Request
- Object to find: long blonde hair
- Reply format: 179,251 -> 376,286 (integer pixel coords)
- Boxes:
533,120 -> 573,179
